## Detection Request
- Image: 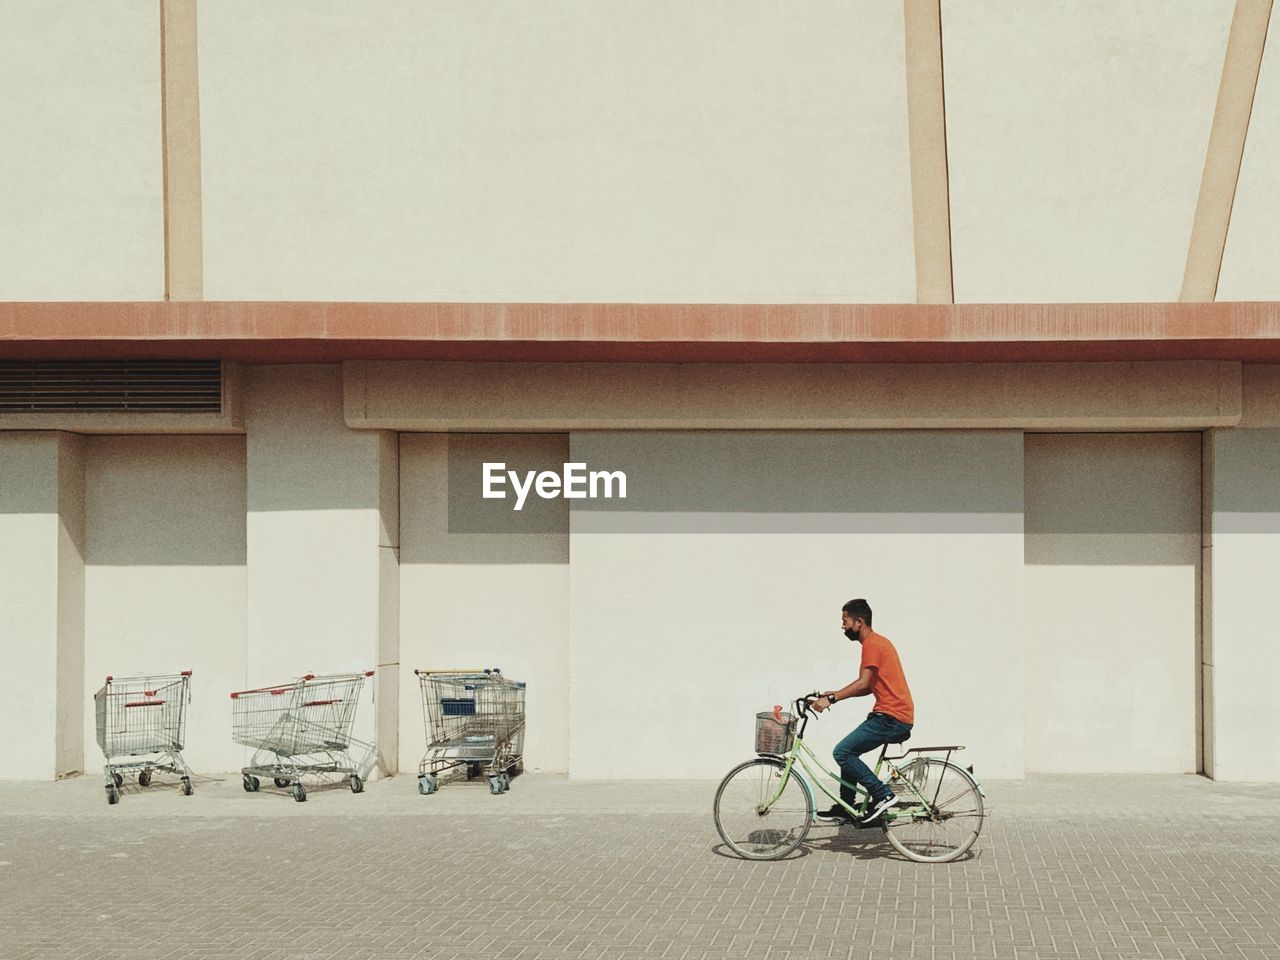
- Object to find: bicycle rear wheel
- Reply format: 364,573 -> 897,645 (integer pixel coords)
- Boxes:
882,757 -> 983,863
713,757 -> 813,860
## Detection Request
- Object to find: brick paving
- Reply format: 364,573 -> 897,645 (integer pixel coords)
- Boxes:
1,773 -> 1277,960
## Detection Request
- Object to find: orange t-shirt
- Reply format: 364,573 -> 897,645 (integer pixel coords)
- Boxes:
859,630 -> 914,725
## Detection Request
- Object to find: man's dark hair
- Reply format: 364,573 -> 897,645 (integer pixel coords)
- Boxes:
842,598 -> 873,626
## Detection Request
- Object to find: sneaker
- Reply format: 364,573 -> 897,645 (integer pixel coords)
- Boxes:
861,792 -> 897,823
816,804 -> 854,822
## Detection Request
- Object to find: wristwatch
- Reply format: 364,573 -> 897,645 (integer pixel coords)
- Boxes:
826,692 -> 837,703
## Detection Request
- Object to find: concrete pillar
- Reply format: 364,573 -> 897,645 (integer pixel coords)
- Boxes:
1205,426 -> 1280,781
244,366 -> 399,775
0,432 -> 84,780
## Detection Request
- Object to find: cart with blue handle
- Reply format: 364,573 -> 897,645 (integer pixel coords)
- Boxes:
414,668 -> 526,795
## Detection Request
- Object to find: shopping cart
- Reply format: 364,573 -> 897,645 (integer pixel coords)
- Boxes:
230,671 -> 376,802
93,671 -> 194,805
414,668 -> 526,796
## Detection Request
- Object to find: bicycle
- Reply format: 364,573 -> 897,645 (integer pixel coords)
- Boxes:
713,694 -> 985,862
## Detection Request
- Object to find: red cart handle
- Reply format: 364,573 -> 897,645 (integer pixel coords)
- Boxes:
231,685 -> 292,699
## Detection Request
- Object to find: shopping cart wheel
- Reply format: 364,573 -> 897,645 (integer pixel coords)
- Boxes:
242,775 -> 260,792
181,777 -> 194,796
350,775 -> 364,794
488,775 -> 504,795
417,775 -> 437,796
137,769 -> 152,788
273,777 -> 291,788
106,784 -> 120,805
292,783 -> 307,803
500,773 -> 510,792
112,772 -> 124,788
467,762 -> 481,781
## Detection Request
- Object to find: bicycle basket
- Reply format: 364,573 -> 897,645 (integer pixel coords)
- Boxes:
755,711 -> 796,755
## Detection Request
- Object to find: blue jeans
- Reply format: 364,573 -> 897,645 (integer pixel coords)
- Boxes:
833,712 -> 913,806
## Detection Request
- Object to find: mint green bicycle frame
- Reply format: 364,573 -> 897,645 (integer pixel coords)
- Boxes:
762,716 -> 972,824
766,730 -> 939,821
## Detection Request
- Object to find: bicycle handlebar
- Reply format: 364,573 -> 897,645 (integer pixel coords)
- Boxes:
794,692 -> 824,718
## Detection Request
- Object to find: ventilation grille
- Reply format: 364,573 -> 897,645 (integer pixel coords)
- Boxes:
0,361 -> 222,412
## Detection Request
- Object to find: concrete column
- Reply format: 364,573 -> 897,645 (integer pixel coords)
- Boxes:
0,432 -> 84,780
244,366 -> 399,775
1205,426 -> 1280,781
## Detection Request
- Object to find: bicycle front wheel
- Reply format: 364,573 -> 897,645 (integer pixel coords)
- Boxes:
882,757 -> 984,863
713,757 -> 813,860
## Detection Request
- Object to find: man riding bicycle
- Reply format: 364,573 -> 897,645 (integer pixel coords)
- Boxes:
812,598 -> 914,824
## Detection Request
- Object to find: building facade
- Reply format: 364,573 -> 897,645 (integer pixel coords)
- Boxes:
2,1 -> 1279,783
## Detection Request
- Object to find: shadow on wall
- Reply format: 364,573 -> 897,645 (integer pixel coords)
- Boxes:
401,433 -> 569,565
1025,433 -> 1201,567
245,365 -> 388,514
85,436 -> 247,566
0,433 -> 67,513
1213,428 -> 1280,533
566,430 -> 1023,535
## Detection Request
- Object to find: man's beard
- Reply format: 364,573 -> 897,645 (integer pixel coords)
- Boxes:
843,628 -> 858,641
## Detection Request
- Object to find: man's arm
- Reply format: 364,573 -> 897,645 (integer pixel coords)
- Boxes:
815,667 -> 874,711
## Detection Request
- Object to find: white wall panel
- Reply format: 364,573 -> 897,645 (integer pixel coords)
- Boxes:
0,0 -> 162,298
567,431 -> 1025,780
199,1 -> 913,302
399,434 -> 569,775
84,436 -> 247,775
1024,434 -> 1200,773
944,1 -> 1232,302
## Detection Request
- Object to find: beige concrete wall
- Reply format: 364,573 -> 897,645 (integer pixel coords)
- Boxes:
347,360 -> 1242,432
83,436 -> 247,775
0,434 -> 83,779
245,365 -> 396,768
198,1 -> 913,302
944,1 -> 1232,302
0,0 -> 163,299
1207,426 -> 1280,781
1240,365 -> 1280,427
1218,4 -> 1280,300
1024,434 -> 1201,774
567,430 -> 1025,780
399,434 -> 569,774
7,364 -> 1278,783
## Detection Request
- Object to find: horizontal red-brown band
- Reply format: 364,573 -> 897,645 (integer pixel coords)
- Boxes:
2,301 -> 1280,363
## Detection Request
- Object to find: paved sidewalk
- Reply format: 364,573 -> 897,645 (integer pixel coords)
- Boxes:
1,773 -> 1277,960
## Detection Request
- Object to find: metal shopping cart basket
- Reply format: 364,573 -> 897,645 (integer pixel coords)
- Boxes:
414,668 -> 526,796
94,671 -> 194,805
230,671 -> 376,803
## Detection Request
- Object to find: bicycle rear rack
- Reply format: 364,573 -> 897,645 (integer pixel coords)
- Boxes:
884,744 -> 964,761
